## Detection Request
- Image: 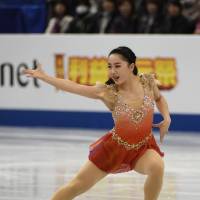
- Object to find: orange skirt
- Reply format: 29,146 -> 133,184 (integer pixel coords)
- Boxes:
89,131 -> 164,174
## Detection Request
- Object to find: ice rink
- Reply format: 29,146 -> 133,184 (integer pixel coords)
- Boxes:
0,127 -> 199,200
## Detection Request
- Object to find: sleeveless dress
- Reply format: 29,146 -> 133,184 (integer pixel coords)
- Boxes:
89,74 -> 164,174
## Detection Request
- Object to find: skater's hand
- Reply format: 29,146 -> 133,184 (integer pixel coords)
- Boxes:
152,118 -> 171,143
22,62 -> 46,79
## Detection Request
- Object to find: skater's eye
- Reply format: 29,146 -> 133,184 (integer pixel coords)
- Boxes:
115,65 -> 121,68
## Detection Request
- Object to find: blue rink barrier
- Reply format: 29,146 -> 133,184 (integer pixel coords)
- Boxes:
0,109 -> 199,132
0,0 -> 46,33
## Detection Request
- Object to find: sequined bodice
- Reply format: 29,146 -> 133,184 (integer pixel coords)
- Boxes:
102,73 -> 157,138
112,91 -> 154,129
112,94 -> 154,126
108,75 -> 155,136
99,73 -> 159,150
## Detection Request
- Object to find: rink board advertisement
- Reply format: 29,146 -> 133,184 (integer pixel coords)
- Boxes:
0,35 -> 199,131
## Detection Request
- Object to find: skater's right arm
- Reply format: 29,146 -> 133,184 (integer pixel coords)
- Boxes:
23,63 -> 105,99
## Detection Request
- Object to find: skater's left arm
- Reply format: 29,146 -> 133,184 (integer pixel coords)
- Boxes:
152,80 -> 171,143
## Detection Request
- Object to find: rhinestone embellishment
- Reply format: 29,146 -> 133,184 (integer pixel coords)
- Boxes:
112,95 -> 154,125
111,129 -> 152,151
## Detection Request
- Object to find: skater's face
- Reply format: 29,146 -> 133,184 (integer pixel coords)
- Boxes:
107,54 -> 134,85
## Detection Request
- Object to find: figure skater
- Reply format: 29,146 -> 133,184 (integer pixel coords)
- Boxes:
23,46 -> 171,200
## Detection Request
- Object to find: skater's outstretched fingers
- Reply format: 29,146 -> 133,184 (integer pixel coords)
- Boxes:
22,62 -> 46,79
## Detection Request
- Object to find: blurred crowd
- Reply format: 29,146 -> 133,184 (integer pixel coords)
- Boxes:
45,0 -> 200,34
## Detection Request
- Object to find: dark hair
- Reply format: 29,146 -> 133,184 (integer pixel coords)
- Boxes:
117,0 -> 135,16
105,46 -> 138,85
146,0 -> 161,5
168,0 -> 182,9
118,0 -> 134,8
78,0 -> 91,7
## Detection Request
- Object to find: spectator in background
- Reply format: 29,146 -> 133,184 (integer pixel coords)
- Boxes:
181,0 -> 200,22
180,0 -> 199,33
134,0 -> 144,13
64,0 -> 98,15
194,18 -> 200,34
45,1 -> 73,33
135,0 -> 166,16
65,0 -> 92,33
86,0 -> 117,33
110,0 -> 137,33
137,0 -> 165,33
90,0 -> 99,14
163,0 -> 192,33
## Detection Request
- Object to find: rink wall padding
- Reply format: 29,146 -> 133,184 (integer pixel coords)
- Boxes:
1,35 -> 200,132
0,109 -> 199,132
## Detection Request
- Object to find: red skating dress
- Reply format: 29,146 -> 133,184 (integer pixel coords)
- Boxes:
89,74 -> 164,174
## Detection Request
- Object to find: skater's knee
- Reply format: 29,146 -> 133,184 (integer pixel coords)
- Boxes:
148,159 -> 164,177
